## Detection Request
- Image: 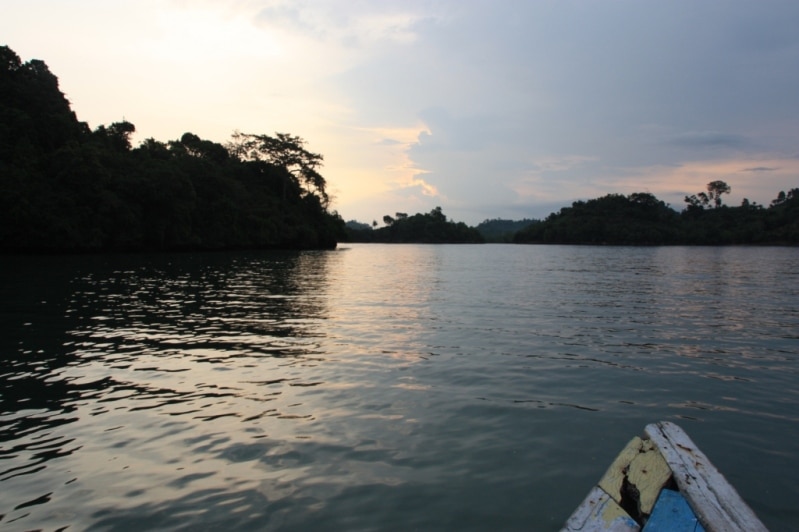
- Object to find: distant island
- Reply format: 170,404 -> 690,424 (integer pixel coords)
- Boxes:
514,186 -> 798,245
0,45 -> 345,252
345,185 -> 797,246
345,207 -> 484,243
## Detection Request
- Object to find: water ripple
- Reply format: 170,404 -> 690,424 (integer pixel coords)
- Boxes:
0,247 -> 797,530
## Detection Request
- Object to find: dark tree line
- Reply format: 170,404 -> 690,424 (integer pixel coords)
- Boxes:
475,218 -> 540,242
0,45 -> 344,253
344,179 -> 798,246
515,185 -> 799,245
345,207 -> 484,243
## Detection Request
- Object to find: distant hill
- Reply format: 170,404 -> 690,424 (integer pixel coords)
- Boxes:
475,218 -> 539,242
345,220 -> 373,232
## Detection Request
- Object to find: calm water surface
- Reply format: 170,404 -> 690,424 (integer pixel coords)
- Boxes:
1,244 -> 798,530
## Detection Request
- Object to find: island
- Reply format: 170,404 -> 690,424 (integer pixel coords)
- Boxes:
0,45 -> 345,253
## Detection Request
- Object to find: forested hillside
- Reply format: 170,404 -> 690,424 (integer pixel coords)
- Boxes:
515,187 -> 799,245
0,45 -> 344,252
345,207 -> 484,243
475,218 -> 539,242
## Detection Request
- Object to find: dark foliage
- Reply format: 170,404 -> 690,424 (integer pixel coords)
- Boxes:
514,189 -> 799,245
346,207 -> 484,243
0,45 -> 344,253
345,220 -> 372,232
475,218 -> 539,242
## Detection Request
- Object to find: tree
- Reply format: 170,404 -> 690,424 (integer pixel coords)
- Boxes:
516,192 -> 680,244
771,191 -> 787,207
706,180 -> 731,208
345,220 -> 372,231
628,192 -> 661,207
684,194 -> 703,209
475,218 -> 540,242
93,121 -> 136,151
429,206 -> 446,222
684,180 -> 731,209
227,131 -> 329,207
0,45 -> 22,77
354,207 -> 482,243
171,132 -> 228,162
137,137 -> 171,160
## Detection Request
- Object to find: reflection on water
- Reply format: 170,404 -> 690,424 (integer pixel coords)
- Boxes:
1,245 -> 798,530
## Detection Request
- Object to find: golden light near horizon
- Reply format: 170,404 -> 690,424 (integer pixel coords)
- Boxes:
317,121 -> 439,215
612,158 -> 799,208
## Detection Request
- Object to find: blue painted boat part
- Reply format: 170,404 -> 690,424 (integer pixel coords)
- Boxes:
644,489 -> 706,532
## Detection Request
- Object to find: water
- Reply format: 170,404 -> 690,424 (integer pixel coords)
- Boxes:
1,244 -> 798,530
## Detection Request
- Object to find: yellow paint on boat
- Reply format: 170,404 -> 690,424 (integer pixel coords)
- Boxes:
599,496 -> 633,528
598,435 -> 672,515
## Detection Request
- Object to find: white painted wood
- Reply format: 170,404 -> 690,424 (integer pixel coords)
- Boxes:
563,486 -> 641,532
644,421 -> 767,532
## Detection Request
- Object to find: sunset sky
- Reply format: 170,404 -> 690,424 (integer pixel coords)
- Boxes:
3,0 -> 798,225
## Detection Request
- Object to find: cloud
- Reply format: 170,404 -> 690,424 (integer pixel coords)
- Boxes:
323,1 -> 799,222
743,166 -> 779,172
376,138 -> 403,146
252,1 -> 438,47
664,131 -> 750,150
412,107 -> 506,154
510,155 -> 600,203
528,155 -> 600,174
403,174 -> 438,197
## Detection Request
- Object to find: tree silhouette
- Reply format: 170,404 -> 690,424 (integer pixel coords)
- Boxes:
0,45 -> 345,252
706,180 -> 731,208
685,180 -> 731,209
227,131 -> 328,207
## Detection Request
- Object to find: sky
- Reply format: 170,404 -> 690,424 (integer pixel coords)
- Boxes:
3,0 -> 799,225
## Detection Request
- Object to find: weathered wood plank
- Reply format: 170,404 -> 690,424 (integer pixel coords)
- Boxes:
644,488 -> 706,532
563,486 -> 641,532
597,436 -> 671,516
644,422 -> 767,532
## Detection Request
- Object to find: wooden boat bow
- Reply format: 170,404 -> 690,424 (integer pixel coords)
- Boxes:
563,421 -> 767,531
